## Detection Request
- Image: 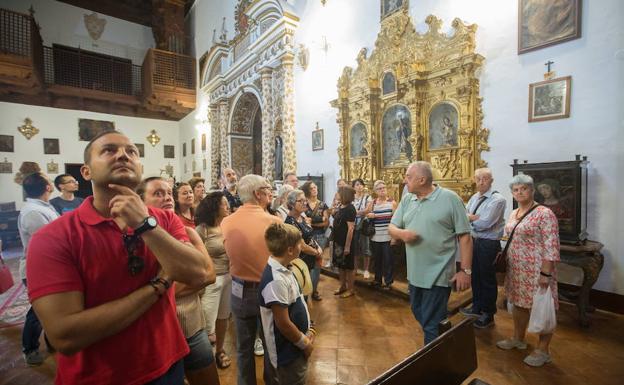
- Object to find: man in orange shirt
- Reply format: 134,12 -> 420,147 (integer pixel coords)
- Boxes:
221,174 -> 281,385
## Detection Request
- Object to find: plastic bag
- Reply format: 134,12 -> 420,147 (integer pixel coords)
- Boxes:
527,286 -> 557,334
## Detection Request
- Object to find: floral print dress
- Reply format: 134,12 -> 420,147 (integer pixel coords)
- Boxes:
504,205 -> 560,309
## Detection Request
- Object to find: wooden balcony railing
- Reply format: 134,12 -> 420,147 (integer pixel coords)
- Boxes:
143,48 -> 195,94
0,8 -> 43,81
43,45 -> 142,96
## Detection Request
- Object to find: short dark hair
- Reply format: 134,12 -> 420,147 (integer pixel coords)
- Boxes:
54,174 -> 71,191
195,190 -> 225,227
23,172 -> 49,198
300,181 -> 315,198
136,176 -> 165,200
351,178 -> 365,188
338,186 -> 355,205
83,130 -> 124,164
188,177 -> 205,190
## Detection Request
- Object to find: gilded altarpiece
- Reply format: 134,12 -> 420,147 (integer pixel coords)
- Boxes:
332,9 -> 490,201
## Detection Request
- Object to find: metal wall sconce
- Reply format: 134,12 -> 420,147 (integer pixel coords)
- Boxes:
17,118 -> 39,140
146,130 -> 161,147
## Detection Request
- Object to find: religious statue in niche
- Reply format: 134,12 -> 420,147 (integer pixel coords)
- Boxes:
382,72 -> 396,95
350,123 -> 368,158
274,136 -> 284,180
382,105 -> 412,166
429,102 -> 459,150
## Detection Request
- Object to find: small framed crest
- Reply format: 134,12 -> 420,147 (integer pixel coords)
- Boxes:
0,157 -> 12,173
529,76 -> 571,122
47,160 -> 59,174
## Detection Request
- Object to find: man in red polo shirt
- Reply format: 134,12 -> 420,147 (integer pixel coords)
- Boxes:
26,131 -> 212,385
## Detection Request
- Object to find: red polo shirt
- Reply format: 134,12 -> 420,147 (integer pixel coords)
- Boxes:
27,196 -> 189,385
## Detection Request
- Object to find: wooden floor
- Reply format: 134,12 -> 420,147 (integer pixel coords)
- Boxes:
1,273 -> 623,385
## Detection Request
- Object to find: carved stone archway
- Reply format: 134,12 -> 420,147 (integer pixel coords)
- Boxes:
228,92 -> 262,177
202,0 -> 299,186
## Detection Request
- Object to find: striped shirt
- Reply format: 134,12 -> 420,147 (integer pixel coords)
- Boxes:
371,199 -> 394,242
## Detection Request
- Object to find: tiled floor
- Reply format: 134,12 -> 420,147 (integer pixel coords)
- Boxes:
1,270 -> 624,384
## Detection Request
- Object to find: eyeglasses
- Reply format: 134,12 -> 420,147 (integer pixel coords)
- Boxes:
123,233 -> 145,276
296,199 -> 308,204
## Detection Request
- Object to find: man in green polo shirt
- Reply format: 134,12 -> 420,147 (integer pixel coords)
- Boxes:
389,161 -> 473,344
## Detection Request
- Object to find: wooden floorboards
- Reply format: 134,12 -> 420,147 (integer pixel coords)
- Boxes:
1,274 -> 623,384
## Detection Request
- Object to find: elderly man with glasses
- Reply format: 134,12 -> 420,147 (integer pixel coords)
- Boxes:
221,174 -> 281,385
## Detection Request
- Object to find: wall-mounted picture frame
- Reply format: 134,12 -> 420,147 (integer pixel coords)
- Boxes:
78,119 -> 115,141
518,0 -> 582,54
183,142 -> 187,157
43,138 -> 60,154
312,127 -> 324,151
191,138 -> 196,154
529,76 -> 571,122
0,135 -> 14,152
135,143 -> 145,158
0,158 -> 12,173
201,134 -> 206,151
381,0 -> 406,21
164,145 -> 175,159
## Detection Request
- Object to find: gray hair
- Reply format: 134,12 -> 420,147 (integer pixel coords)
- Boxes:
277,184 -> 294,203
238,174 -> 270,203
286,189 -> 304,210
408,161 -> 433,184
509,173 -> 534,191
474,168 -> 492,179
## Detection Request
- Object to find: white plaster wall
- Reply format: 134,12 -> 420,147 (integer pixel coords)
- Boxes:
188,0 -> 623,294
0,102 -> 180,208
2,0 -> 155,64
177,107 -> 211,183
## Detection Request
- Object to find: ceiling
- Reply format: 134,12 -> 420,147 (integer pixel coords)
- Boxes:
55,0 -> 195,27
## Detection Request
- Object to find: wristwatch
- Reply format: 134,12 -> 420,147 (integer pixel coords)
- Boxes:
134,216 -> 158,236
460,268 -> 472,276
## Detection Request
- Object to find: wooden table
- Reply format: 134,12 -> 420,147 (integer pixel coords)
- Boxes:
558,240 -> 604,327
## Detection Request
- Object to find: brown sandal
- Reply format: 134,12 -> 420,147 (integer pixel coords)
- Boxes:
215,351 -> 231,369
340,290 -> 355,298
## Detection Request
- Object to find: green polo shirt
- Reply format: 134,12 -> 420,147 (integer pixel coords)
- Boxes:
391,186 -> 471,289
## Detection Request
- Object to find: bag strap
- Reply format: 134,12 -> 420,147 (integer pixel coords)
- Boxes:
471,191 -> 498,215
501,203 -> 540,256
289,261 -> 306,294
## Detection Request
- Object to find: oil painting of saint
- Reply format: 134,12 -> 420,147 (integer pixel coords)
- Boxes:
381,105 -> 412,167
429,102 -> 459,150
350,123 -> 368,158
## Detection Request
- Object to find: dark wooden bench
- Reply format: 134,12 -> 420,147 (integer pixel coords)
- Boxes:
367,318 -> 490,385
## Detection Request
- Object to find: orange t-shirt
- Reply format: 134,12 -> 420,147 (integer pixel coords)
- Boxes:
221,204 -> 281,282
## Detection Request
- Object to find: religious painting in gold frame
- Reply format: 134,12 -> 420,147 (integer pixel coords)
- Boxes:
332,9 -> 490,201
350,123 -> 368,158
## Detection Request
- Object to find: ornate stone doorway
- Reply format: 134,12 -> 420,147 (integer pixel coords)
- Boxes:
228,92 -> 262,177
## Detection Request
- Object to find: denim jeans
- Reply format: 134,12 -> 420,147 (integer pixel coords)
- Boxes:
21,279 -> 42,354
472,238 -> 501,315
231,283 -> 277,385
408,284 -> 451,345
145,360 -> 184,385
310,265 -> 320,293
371,241 -> 393,285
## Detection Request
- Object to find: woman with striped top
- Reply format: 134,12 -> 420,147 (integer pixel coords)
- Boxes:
365,180 -> 397,289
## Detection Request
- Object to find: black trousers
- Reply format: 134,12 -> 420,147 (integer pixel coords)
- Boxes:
471,238 -> 501,315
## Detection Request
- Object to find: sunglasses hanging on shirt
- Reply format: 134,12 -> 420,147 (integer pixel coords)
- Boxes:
123,233 -> 145,276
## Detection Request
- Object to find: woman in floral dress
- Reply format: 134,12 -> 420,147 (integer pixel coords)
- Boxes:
497,174 -> 560,367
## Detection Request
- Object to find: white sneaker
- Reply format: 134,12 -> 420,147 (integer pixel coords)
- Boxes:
254,337 -> 264,356
363,271 -> 370,279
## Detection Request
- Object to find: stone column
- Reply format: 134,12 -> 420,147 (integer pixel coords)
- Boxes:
280,53 -> 297,175
218,99 -> 230,169
260,67 -> 275,180
208,104 -> 220,187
